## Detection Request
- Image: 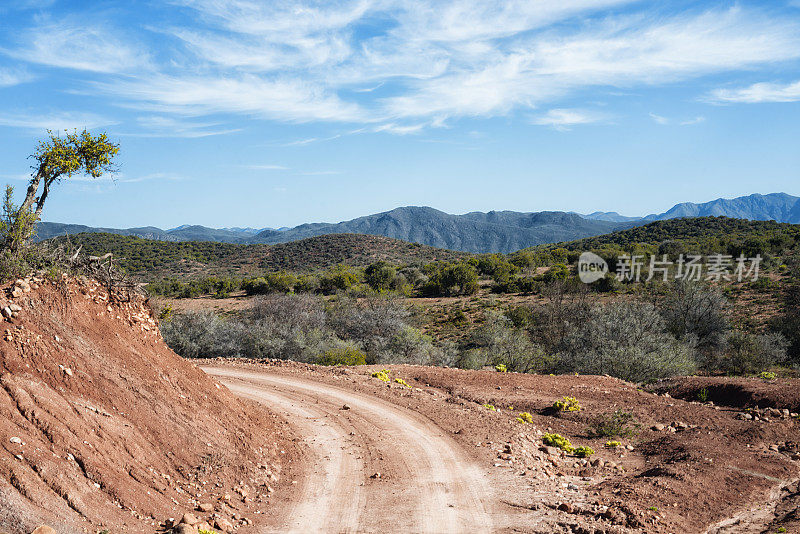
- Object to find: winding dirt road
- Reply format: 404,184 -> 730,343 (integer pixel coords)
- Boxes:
204,366 -> 495,534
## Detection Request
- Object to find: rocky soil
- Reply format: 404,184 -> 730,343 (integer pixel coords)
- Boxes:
205,358 -> 800,533
0,275 -> 294,533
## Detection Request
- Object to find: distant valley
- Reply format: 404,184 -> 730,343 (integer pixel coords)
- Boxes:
38,192 -> 800,254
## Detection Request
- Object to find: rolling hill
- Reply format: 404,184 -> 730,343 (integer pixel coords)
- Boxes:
53,232 -> 468,280
528,216 -> 800,255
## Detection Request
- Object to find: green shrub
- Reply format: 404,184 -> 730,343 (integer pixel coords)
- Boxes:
574,446 -> 595,458
517,412 -> 533,424
364,261 -> 396,291
720,331 -> 787,376
759,371 -> 777,380
319,265 -> 360,294
495,363 -> 507,373
553,396 -> 581,412
317,347 -> 367,366
372,369 -> 391,382
421,261 -> 479,296
542,433 -> 574,453
557,301 -> 696,382
588,409 -> 639,438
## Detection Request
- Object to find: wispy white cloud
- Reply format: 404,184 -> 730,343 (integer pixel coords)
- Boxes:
299,170 -> 342,176
68,171 -> 184,183
532,109 -> 606,130
679,116 -> 705,125
705,80 -> 800,103
0,111 -> 115,131
93,74 -> 367,123
4,2 -> 800,131
649,112 -> 705,125
649,112 -> 670,125
384,8 -> 800,120
279,134 -> 343,147
242,164 -> 289,170
7,20 -> 150,74
122,116 -> 241,138
0,67 -> 33,87
373,122 -> 425,135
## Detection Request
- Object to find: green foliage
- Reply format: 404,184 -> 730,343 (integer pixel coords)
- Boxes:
372,369 -> 391,382
317,346 -> 367,366
605,440 -> 622,448
482,403 -> 497,411
720,331 -> 787,376
697,387 -> 709,402
0,186 -> 41,280
320,264 -> 360,294
542,433 -> 574,452
659,280 -> 729,360
557,301 -> 697,382
516,412 -> 533,424
529,217 -> 800,260
242,271 -> 298,294
32,129 -> 119,182
770,283 -> 800,363
364,261 -> 396,291
422,261 -> 479,296
750,276 -> 779,292
147,276 -> 242,298
387,326 -> 438,364
588,409 -> 640,438
759,371 -> 777,380
1,185 -> 36,254
574,446 -> 595,458
158,304 -> 173,322
553,396 -> 581,412
542,263 -> 570,282
471,311 -> 552,373
394,377 -> 411,388
494,363 -> 507,372
505,305 -> 534,328
50,232 -> 467,281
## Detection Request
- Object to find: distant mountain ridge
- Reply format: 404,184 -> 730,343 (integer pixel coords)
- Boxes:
251,207 -> 630,253
643,193 -> 800,223
36,192 -> 799,254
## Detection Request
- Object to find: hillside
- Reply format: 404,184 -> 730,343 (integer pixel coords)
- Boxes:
528,216 -> 800,254
52,232 -> 468,280
0,275 -> 289,532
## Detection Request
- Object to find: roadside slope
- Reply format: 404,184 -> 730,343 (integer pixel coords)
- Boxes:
0,276 -> 289,533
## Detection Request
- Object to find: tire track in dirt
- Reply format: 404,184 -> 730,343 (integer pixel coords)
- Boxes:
203,366 -> 494,534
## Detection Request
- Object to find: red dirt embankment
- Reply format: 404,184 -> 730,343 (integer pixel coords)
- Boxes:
0,275 -> 291,533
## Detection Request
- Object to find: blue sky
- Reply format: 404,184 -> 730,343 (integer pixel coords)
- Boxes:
0,0 -> 799,229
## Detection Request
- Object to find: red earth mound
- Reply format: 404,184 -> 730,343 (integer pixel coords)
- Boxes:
0,275 -> 290,533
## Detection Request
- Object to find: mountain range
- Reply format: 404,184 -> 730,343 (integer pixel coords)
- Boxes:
37,192 -> 799,254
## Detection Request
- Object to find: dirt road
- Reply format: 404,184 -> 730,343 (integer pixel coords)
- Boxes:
203,366 -> 495,534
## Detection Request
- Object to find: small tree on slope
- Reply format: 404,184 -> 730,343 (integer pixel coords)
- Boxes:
10,129 -> 119,249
